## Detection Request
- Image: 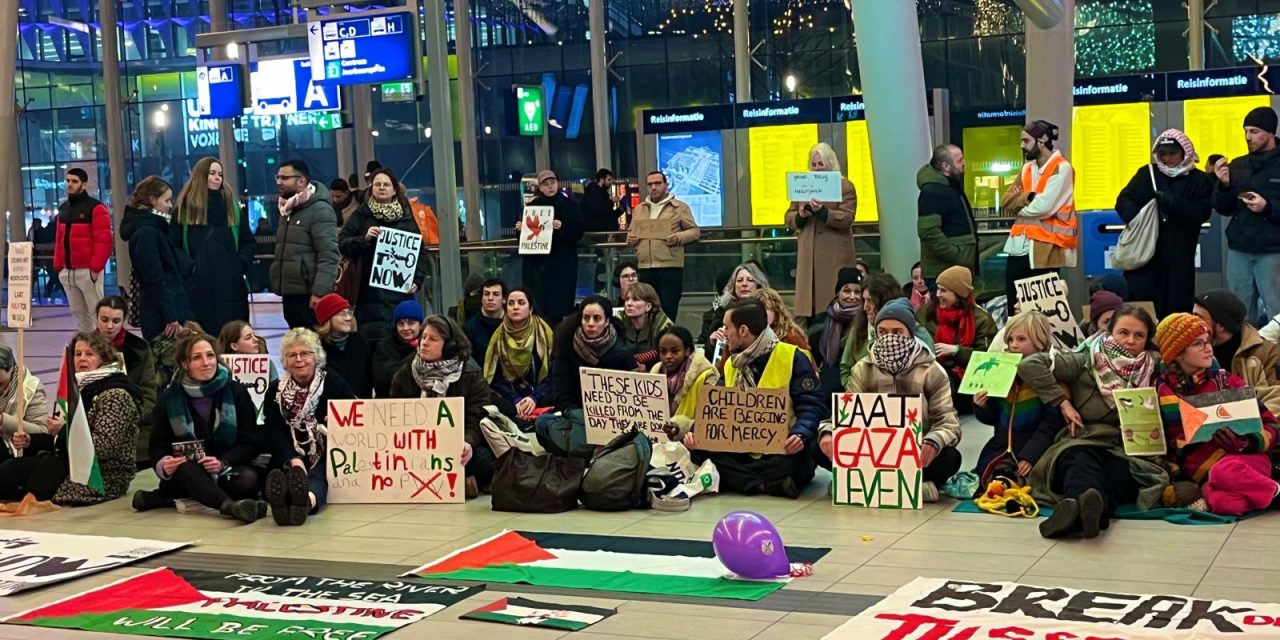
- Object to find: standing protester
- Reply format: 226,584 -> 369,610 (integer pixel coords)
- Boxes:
54,168 -> 113,332
519,170 -> 584,326
1001,120 -> 1076,306
785,143 -> 857,320
173,157 -> 254,337
917,144 -> 978,289
1114,130 -> 1214,317
329,178 -> 359,226
271,160 -> 340,330
1193,289 -> 1280,415
121,176 -> 191,342
629,171 -> 700,319
582,168 -> 624,232
1211,107 -> 1280,323
463,278 -> 506,360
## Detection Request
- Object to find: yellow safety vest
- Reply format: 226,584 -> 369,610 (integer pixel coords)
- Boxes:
723,343 -> 805,420
674,368 -> 718,420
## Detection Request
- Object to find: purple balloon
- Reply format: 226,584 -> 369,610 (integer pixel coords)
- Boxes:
712,511 -> 790,579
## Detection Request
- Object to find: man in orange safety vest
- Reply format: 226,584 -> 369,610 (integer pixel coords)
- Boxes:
1000,119 -> 1077,306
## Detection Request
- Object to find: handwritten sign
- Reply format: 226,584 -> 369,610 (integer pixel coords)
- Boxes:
7,242 -> 32,329
957,351 -> 1022,397
631,217 -> 669,240
692,386 -> 789,454
830,393 -> 924,509
224,354 -> 270,424
1114,388 -> 1165,457
579,368 -> 669,445
519,205 -> 555,255
786,171 -> 842,202
1014,273 -> 1086,349
370,228 -> 422,293
326,398 -> 466,504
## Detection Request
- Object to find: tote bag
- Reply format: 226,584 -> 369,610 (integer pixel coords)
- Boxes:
1111,165 -> 1160,271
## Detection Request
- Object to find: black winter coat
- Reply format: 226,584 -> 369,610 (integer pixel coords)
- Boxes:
1116,164 -> 1215,317
338,199 -> 427,343
581,181 -> 621,232
548,335 -> 636,413
263,371 -> 355,470
322,336 -> 373,398
522,193 -> 584,324
171,189 -> 254,336
387,359 -> 492,449
1212,146 -> 1280,254
371,335 -> 415,398
120,206 -> 191,340
148,380 -> 261,468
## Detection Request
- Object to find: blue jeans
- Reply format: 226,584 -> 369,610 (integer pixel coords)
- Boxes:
1226,250 -> 1280,323
307,463 -> 328,513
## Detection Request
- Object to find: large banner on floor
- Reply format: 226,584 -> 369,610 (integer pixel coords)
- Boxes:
822,577 -> 1280,639
0,531 -> 188,596
327,398 -> 467,504
5,568 -> 479,639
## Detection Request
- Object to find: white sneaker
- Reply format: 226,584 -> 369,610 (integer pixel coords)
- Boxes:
922,481 -> 940,503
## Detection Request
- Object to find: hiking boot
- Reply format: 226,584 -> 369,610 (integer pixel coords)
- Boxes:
284,466 -> 310,526
265,469 -> 291,526
465,476 -> 479,500
1078,489 -> 1105,539
221,499 -> 264,524
1039,497 -> 1080,539
132,490 -> 174,512
921,481 -> 940,504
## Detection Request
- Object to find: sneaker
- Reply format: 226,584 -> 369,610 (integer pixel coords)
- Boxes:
132,490 -> 174,512
1186,498 -> 1209,512
283,466 -> 310,526
1039,497 -> 1081,539
1077,488 -> 1105,539
265,469 -> 290,526
921,481 -> 940,504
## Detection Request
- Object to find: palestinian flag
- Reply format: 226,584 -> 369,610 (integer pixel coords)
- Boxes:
462,597 -> 615,631
5,567 -> 478,639
57,343 -> 102,492
1178,387 -> 1264,445
408,530 -> 830,601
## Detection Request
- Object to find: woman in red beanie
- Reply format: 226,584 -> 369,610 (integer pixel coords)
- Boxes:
314,293 -> 371,397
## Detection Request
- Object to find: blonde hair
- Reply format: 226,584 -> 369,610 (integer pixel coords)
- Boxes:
175,157 -> 236,226
809,142 -> 842,174
280,328 -> 327,370
623,282 -> 662,310
1004,309 -> 1053,353
316,316 -> 359,343
753,288 -> 802,341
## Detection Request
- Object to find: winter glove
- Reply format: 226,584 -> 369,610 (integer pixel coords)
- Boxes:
1211,428 -> 1250,453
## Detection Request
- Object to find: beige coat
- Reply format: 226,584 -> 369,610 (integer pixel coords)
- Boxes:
1234,324 -> 1280,415
786,179 -> 857,318
820,348 -> 962,451
631,196 -> 700,269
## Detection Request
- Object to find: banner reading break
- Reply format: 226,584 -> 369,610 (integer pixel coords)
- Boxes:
326,398 -> 466,504
0,530 -> 188,596
830,393 -> 924,509
579,368 -> 670,445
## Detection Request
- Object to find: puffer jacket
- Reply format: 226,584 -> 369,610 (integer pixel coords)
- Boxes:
823,347 -> 962,451
54,192 -> 113,272
270,182 -> 340,297
916,164 -> 977,279
120,206 -> 191,340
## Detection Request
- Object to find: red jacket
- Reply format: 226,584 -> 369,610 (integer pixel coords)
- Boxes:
54,193 -> 113,272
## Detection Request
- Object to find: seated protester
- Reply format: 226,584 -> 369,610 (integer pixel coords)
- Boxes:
685,299 -> 824,498
133,332 -> 265,522
971,310 -> 1065,483
372,300 -> 424,398
464,278 -> 506,361
818,299 -> 961,502
262,328 -> 355,526
313,293 -> 372,397
95,296 -> 158,467
617,282 -> 674,370
655,326 -> 719,441
808,268 -> 863,393
1193,290 -> 1280,415
1154,313 -> 1280,516
0,344 -> 50,465
1084,291 -> 1124,342
840,273 -> 935,389
484,287 -> 555,422
388,316 -> 487,496
1018,304 -> 1169,539
753,288 -> 811,351
915,266 -> 996,412
545,295 -> 637,415
907,262 -> 931,310
614,260 -> 639,307
700,262 -> 769,362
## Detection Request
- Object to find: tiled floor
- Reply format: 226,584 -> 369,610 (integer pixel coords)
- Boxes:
1,304 -> 1279,639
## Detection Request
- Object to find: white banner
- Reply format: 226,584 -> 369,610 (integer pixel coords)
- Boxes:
326,398 -> 466,504
0,530 -> 188,596
7,242 -> 32,329
519,206 -> 555,255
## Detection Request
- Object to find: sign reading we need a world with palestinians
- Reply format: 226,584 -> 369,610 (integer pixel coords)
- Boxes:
326,398 -> 466,504
829,393 -> 924,510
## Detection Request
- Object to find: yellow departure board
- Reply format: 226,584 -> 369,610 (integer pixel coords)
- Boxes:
1071,103 -> 1151,211
1184,95 -> 1272,166
845,120 -> 879,222
748,123 -> 818,226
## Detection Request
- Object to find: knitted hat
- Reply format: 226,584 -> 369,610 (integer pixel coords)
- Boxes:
875,298 -> 918,335
1244,106 -> 1278,135
1194,289 -> 1246,335
314,293 -> 351,326
1096,273 -> 1130,300
834,267 -> 862,294
1089,291 -> 1124,325
393,299 -> 425,324
936,265 -> 973,299
1155,313 -> 1209,365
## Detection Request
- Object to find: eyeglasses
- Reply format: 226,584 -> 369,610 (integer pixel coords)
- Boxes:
1188,338 -> 1213,351
275,173 -> 302,181
620,273 -> 639,280
284,351 -> 315,361
334,309 -> 354,319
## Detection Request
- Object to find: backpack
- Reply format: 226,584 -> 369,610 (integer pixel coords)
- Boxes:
1111,165 -> 1160,271
579,430 -> 653,511
535,409 -> 594,459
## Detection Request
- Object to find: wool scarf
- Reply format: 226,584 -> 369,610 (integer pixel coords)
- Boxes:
277,370 -> 327,470
167,364 -> 237,451
728,327 -> 780,389
934,304 -> 977,348
411,356 -> 463,397
368,199 -> 405,223
484,315 -> 553,384
820,300 -> 861,365
573,323 -> 618,366
0,366 -> 23,417
1087,334 -> 1157,408
278,183 -> 315,218
871,333 -> 920,377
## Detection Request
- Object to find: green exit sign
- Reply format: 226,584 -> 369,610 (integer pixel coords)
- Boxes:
381,81 -> 415,103
316,113 -> 344,131
515,85 -> 544,137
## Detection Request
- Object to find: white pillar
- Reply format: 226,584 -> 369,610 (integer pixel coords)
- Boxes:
733,0 -> 750,102
1023,0 -> 1075,157
589,0 -> 611,169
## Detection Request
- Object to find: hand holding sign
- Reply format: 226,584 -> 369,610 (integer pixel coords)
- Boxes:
958,352 -> 1022,397
693,386 -> 789,454
519,206 -> 555,255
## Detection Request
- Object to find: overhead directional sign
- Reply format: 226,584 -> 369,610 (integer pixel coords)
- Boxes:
309,9 -> 416,86
196,63 -> 245,119
250,56 -> 342,116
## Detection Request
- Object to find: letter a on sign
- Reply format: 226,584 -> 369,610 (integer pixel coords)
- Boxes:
304,81 -> 331,109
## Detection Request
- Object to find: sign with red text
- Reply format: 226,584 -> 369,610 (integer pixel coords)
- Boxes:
822,577 -> 1280,639
579,368 -> 670,445
830,393 -> 924,509
326,398 -> 466,504
224,354 -> 271,424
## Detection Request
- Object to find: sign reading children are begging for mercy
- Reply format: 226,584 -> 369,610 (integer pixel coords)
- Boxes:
326,398 -> 466,504
692,386 -> 789,454
579,368 -> 670,445
830,393 -> 924,509
1014,272 -> 1086,349
370,227 -> 421,293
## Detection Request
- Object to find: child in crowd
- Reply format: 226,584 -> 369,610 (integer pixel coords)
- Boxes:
654,326 -> 719,441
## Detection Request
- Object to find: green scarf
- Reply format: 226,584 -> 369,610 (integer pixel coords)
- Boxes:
166,364 -> 237,452
484,315 -> 554,384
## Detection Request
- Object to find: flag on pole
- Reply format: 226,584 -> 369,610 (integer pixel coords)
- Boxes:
57,343 -> 102,493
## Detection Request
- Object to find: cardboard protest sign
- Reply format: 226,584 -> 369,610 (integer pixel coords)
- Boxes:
692,386 -> 789,454
785,171 -> 843,202
830,393 -> 924,509
956,351 -> 1021,396
1178,387 -> 1263,445
224,354 -> 271,424
5,568 -> 477,639
519,205 -> 555,254
1014,272 -> 1086,349
1114,387 -> 1166,456
631,217 -> 670,240
6,242 -> 31,329
370,227 -> 421,293
0,530 -> 188,596
821,577 -> 1280,639
579,368 -> 670,445
326,398 -> 466,504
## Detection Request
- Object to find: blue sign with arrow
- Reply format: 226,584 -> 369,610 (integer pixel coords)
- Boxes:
308,9 -> 416,86
196,63 -> 244,119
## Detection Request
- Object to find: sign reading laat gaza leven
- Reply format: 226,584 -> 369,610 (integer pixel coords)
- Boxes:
327,398 -> 466,504
308,9 -> 416,86
579,368 -> 669,445
830,393 -> 924,509
0,530 -> 188,596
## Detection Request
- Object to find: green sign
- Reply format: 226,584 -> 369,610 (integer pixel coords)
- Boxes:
315,112 -> 344,131
515,85 -> 545,137
381,81 -> 415,103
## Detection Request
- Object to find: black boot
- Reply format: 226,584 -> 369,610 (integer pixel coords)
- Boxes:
132,490 -> 174,512
1078,489 -> 1105,539
1039,497 -> 1081,539
220,499 -> 265,524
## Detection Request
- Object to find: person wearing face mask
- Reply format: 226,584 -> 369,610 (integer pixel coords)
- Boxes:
785,143 -> 857,320
1154,313 -> 1280,516
121,176 -> 191,342
808,268 -> 862,393
313,293 -> 372,397
270,159 -> 340,330
372,300 -> 424,398
700,262 -> 770,363
617,283 -> 674,370
1115,130 -> 1215,317
173,157 -> 254,337
817,299 -> 962,503
484,288 -> 555,422
1211,107 -> 1280,324
917,144 -> 978,291
95,296 -> 159,467
388,316 -> 486,497
653,327 -> 719,442
1017,305 -> 1170,539
517,169 -> 585,326
55,168 -> 113,333
463,278 -> 507,361
1001,120 -> 1077,306
628,170 -> 699,319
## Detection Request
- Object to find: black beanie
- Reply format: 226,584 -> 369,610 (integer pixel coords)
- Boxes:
835,267 -> 862,294
1243,107 -> 1278,135
1194,289 -> 1246,335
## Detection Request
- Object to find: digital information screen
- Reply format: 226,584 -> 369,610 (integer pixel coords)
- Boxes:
1071,103 -> 1150,211
657,131 -> 724,227
195,63 -> 244,119
308,10 -> 415,86
748,123 -> 818,226
962,125 -> 1023,212
844,120 -> 879,222
1184,95 -> 1272,165
250,57 -> 342,116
